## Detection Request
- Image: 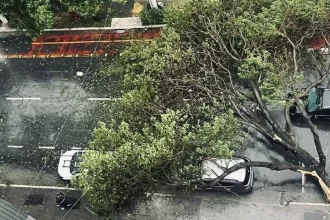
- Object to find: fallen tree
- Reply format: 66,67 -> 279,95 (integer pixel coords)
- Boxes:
77,0 -> 330,215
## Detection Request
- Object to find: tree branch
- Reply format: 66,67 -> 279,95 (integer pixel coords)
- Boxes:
208,161 -> 311,188
248,80 -> 293,145
284,99 -> 295,140
301,70 -> 330,98
295,96 -> 326,168
278,31 -> 298,73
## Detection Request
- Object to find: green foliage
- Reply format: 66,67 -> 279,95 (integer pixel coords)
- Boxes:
0,0 -> 105,37
112,0 -> 128,4
79,0 -> 330,216
78,110 -> 244,215
140,8 -> 165,25
98,28 -> 184,126
166,0 -> 330,105
59,0 -> 103,17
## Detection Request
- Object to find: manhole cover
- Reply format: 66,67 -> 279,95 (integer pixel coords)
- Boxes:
304,212 -> 328,220
23,194 -> 43,205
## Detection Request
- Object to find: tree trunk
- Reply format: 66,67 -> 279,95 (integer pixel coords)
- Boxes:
208,161 -> 330,202
302,168 -> 330,201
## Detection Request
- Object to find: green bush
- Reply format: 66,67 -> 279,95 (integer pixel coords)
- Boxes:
140,8 -> 164,25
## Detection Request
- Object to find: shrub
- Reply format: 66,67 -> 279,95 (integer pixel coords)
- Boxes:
140,8 -> 164,25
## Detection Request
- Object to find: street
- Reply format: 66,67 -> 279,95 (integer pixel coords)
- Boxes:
1,27 -> 330,219
0,57 -> 108,185
0,27 -> 160,185
114,183 -> 330,220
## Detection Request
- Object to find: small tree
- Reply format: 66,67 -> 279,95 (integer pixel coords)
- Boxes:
140,8 -> 164,25
0,0 -> 127,37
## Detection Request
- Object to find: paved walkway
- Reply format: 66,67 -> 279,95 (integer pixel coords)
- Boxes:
1,181 -> 329,220
115,183 -> 330,220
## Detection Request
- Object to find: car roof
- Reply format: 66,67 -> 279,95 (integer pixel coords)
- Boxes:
201,158 -> 246,183
323,89 -> 330,109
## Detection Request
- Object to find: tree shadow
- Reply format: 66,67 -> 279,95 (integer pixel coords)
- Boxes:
292,117 -> 330,131
253,134 -> 300,165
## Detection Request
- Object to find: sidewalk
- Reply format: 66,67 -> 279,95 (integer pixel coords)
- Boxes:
0,181 -> 328,220
115,182 -> 330,220
0,186 -> 100,220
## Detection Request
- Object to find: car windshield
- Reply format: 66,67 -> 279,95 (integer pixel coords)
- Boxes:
308,88 -> 321,112
70,152 -> 84,173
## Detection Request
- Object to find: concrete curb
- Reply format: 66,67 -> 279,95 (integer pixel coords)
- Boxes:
0,184 -> 77,190
0,24 -> 166,33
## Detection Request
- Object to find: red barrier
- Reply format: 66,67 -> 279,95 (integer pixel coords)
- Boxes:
6,28 -> 161,58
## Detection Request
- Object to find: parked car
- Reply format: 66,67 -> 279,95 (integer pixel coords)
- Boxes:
289,87 -> 330,120
58,149 -> 85,181
198,157 -> 254,193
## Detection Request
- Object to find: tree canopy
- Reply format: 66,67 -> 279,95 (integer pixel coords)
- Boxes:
0,0 -> 125,36
77,0 -> 330,216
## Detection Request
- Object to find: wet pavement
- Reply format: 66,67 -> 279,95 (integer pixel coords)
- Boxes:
1,24 -> 330,220
114,183 -> 330,220
0,186 -> 100,220
1,33 -> 330,188
1,181 -> 328,220
0,56 -> 114,185
0,25 -> 160,186
236,104 -> 330,186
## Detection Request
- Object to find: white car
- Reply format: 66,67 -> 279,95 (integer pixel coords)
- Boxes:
58,149 -> 85,181
199,157 -> 254,193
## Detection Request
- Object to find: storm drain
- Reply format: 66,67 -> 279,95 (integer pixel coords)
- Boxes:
304,211 -> 328,220
23,194 -> 44,205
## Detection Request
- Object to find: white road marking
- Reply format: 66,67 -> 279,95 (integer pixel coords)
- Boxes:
7,145 -> 23,148
151,193 -> 330,207
0,184 -> 77,190
38,146 -> 55,149
71,147 -> 83,150
152,193 -> 174,197
149,193 -> 284,207
290,202 -> 330,207
6,97 -> 41,100
87,98 -> 112,101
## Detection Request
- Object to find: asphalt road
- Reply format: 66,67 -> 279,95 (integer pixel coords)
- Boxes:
0,27 -> 159,186
117,185 -> 330,220
1,56 -> 330,187
0,57 -> 116,185
239,104 -> 330,186
1,29 -> 330,192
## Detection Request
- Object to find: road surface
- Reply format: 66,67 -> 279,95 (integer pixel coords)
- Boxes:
0,28 -> 160,185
